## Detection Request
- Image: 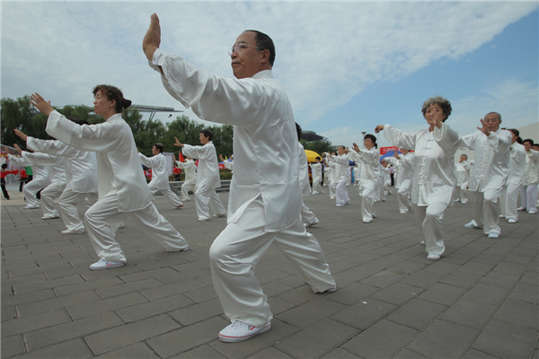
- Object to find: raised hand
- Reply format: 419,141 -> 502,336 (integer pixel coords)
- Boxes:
374,125 -> 384,133
143,13 -> 161,61
13,129 -> 27,141
477,118 -> 489,136
30,93 -> 54,116
13,143 -> 23,154
352,143 -> 360,153
173,136 -> 183,147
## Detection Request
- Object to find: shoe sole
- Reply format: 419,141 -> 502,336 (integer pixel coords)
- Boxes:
218,323 -> 271,343
89,262 -> 126,271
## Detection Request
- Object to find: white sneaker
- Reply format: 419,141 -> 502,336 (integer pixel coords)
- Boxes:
61,227 -> 85,235
427,253 -> 441,260
89,258 -> 126,271
507,218 -> 518,224
218,320 -> 271,343
487,231 -> 500,239
498,214 -> 505,218
528,210 -> 537,214
362,218 -> 373,223
517,207 -> 525,211
307,218 -> 319,227
41,214 -> 59,220
24,205 -> 40,209
315,286 -> 337,294
464,220 -> 481,229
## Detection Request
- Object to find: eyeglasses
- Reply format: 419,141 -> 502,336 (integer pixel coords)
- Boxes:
229,42 -> 262,56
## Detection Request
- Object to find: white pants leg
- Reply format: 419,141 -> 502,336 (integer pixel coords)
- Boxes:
23,178 -> 47,208
328,180 -> 336,199
164,187 -> 183,207
208,189 -> 226,217
483,189 -> 501,235
312,179 -> 322,195
360,180 -> 376,222
335,177 -> 349,206
209,197 -> 336,326
40,182 -> 65,217
301,200 -> 318,226
397,188 -> 411,214
468,191 -> 484,227
57,185 -> 87,231
180,182 -> 195,201
526,184 -> 538,213
504,182 -> 521,221
415,203 -> 446,257
84,193 -> 189,263
194,182 -> 212,220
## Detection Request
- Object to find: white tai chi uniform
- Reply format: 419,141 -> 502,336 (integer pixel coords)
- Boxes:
182,141 -> 226,221
454,159 -> 471,204
499,142 -> 526,221
520,149 -> 539,213
459,129 -> 512,236
139,152 -> 183,208
150,48 -> 336,327
331,154 -> 351,206
349,147 -> 379,222
176,159 -> 197,201
27,137 -> 98,232
44,110 -> 189,263
382,123 -> 459,258
8,154 -> 50,209
310,162 -> 323,195
386,153 -> 415,214
298,143 -> 318,226
20,151 -> 67,218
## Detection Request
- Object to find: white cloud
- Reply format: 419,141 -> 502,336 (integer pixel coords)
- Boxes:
1,1 -> 537,131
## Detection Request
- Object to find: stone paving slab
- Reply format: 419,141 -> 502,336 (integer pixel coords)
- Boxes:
2,190 -> 538,358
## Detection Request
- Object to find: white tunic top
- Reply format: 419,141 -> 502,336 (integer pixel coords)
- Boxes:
349,148 -> 379,184
45,111 -> 152,212
21,151 -> 67,184
458,129 -> 512,193
139,152 -> 171,190
310,162 -> 322,184
523,149 -> 539,185
454,160 -> 471,190
382,123 -> 459,206
151,49 -> 301,231
176,159 -> 197,184
27,137 -> 98,193
182,141 -> 221,189
330,154 -> 351,180
7,154 -> 51,187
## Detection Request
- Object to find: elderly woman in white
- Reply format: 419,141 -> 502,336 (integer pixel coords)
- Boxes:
349,134 -> 380,222
30,85 -> 189,271
520,139 -> 539,214
139,143 -> 183,209
176,155 -> 197,201
375,96 -> 459,260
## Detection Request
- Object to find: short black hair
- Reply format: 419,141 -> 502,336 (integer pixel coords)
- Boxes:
200,130 -> 213,141
364,134 -> 378,148
153,143 -> 164,153
508,129 -> 519,137
246,30 -> 275,66
523,138 -> 534,146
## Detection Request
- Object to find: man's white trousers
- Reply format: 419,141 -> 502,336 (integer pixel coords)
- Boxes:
84,193 -> 189,263
520,184 -> 538,213
209,197 -> 336,327
359,180 -> 377,222
149,185 -> 183,208
194,182 -> 226,220
500,182 -> 521,221
180,181 -> 195,201
469,190 -> 501,235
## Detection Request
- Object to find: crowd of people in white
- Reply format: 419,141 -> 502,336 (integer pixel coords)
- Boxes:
2,13 -> 538,343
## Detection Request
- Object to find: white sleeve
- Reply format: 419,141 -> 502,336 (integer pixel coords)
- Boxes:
26,137 -> 81,158
182,144 -> 211,160
383,124 -> 417,150
433,123 -> 459,154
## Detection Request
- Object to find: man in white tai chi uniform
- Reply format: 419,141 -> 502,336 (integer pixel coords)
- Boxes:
139,143 -> 184,209
174,131 -> 226,221
310,156 -> 323,195
499,129 -> 526,223
459,112 -> 511,239
453,153 -> 471,204
144,13 -> 336,342
330,146 -> 351,206
296,123 -> 319,227
30,85 -> 189,270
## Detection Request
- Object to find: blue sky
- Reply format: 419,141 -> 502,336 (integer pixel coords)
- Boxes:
1,1 -> 538,147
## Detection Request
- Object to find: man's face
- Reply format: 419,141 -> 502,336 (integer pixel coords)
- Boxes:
483,113 -> 501,132
199,133 -> 209,144
460,154 -> 467,162
524,141 -> 532,151
230,31 -> 264,79
337,146 -> 345,155
93,90 -> 115,117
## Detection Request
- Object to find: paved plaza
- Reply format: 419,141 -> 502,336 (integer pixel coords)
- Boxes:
1,186 -> 538,359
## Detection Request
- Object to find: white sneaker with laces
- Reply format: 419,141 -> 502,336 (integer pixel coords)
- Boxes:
61,227 -> 85,235
487,231 -> 500,239
41,214 -> 59,220
218,320 -> 271,343
507,218 -> 517,224
427,253 -> 441,260
89,258 -> 126,271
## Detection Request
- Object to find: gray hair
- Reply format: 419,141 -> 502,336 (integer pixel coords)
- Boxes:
421,96 -> 452,121
484,112 -> 502,122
